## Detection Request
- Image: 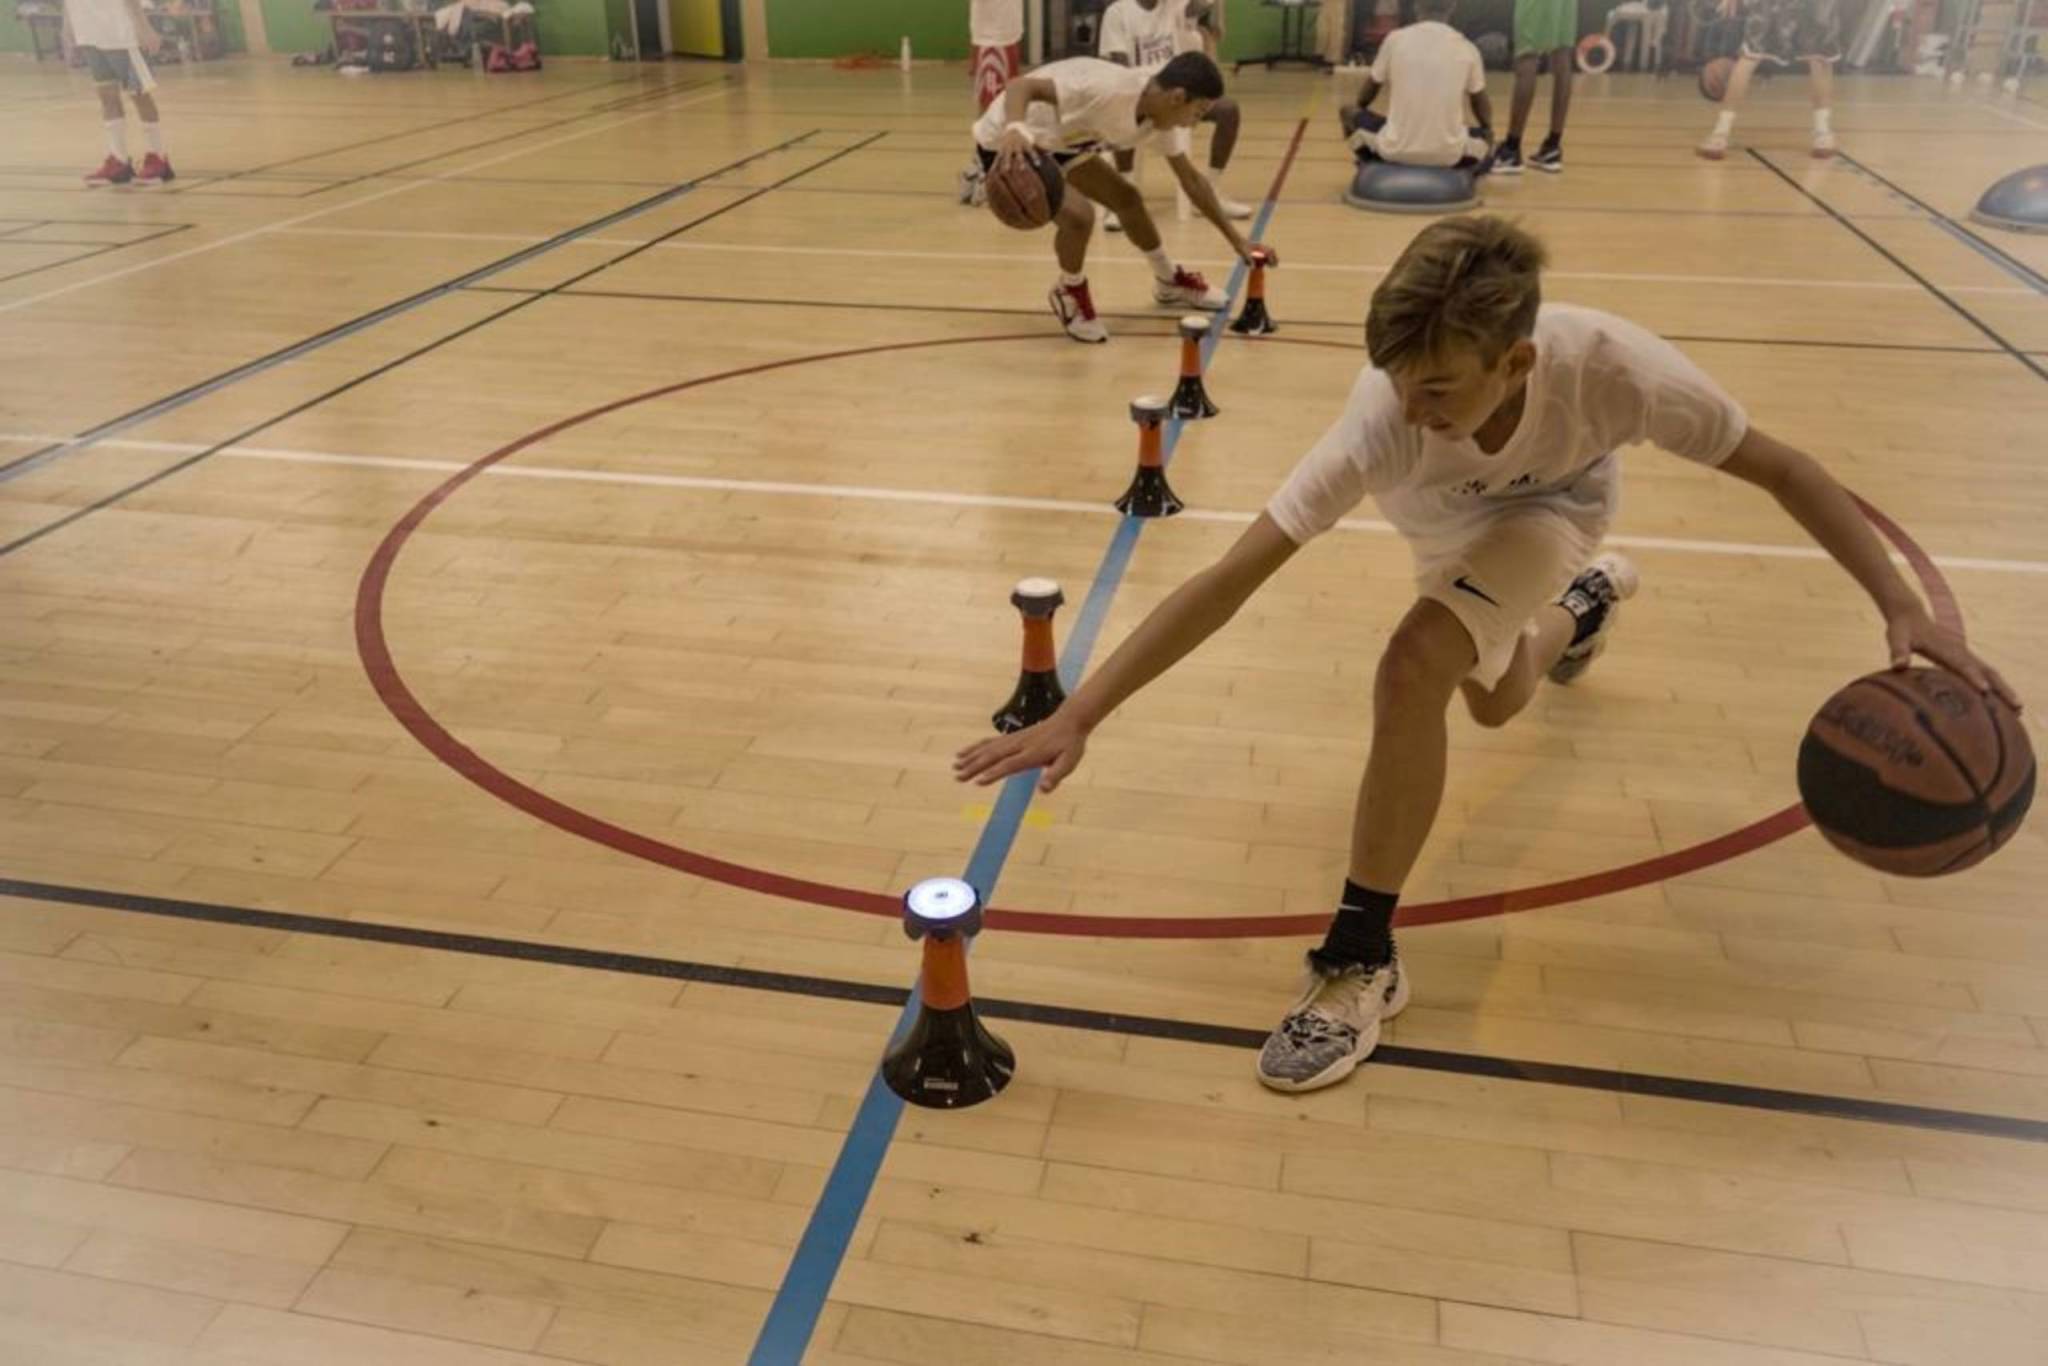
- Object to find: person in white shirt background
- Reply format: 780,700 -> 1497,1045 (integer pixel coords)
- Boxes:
65,0 -> 175,186
1342,0 -> 1495,170
972,51 -> 1276,344
1097,0 -> 1252,230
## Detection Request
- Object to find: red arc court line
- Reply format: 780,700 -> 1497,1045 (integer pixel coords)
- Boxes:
355,334 -> 1963,939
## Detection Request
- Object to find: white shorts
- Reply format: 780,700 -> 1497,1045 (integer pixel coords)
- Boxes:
1415,503 -> 1606,689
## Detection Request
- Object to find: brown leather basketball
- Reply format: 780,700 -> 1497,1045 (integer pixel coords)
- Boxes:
1797,667 -> 2034,877
985,150 -> 1064,231
1699,56 -> 1735,103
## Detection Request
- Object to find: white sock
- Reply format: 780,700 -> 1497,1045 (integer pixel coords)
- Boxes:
1813,107 -> 1832,134
1059,270 -> 1085,287
1144,246 -> 1174,281
104,119 -> 128,160
142,121 -> 165,156
1711,110 -> 1735,138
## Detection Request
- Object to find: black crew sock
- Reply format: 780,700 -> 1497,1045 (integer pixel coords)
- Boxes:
1311,879 -> 1399,974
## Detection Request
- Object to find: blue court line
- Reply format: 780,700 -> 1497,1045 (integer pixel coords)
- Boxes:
747,173 -> 1294,1365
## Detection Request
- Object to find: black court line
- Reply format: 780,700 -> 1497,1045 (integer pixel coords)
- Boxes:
1836,150 -> 2048,296
0,224 -> 195,287
0,101 -> 783,489
166,71 -> 658,194
461,284 -> 2038,356
2,874 -> 2040,1144
239,78 -> 734,202
0,134 -> 885,559
1750,149 -> 2048,384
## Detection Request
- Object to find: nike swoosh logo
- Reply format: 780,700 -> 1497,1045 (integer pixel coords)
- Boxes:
1452,576 -> 1500,607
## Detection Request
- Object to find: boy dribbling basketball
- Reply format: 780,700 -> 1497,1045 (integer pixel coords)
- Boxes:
973,51 -> 1275,344
956,215 -> 2018,1093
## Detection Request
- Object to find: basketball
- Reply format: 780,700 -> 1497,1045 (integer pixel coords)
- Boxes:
1797,667 -> 2035,877
984,150 -> 1064,230
1699,56 -> 1735,102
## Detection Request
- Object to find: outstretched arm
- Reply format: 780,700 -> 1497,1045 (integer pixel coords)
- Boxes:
954,513 -> 1302,791
1718,426 -> 2019,707
1165,151 -> 1276,264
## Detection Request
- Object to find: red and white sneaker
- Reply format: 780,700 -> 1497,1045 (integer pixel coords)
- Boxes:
85,156 -> 134,187
1048,277 -> 1108,344
135,153 -> 175,187
1153,265 -> 1226,311
1811,129 -> 1837,159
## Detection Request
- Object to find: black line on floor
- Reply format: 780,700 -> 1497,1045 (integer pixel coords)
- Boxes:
0,105 -> 789,489
0,224 -> 195,286
0,133 -> 883,557
165,71 -> 667,193
457,283 -> 2037,356
3,874 -> 2040,1144
1749,148 -> 2048,383
1836,150 -> 2048,295
268,76 -> 733,201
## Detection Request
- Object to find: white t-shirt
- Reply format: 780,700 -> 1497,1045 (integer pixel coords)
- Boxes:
67,0 -> 138,50
1367,21 -> 1487,167
1266,305 -> 1750,557
1099,0 -> 1189,68
971,0 -> 1023,46
971,56 -> 1192,158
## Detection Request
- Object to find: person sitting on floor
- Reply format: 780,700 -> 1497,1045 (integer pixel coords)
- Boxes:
1341,0 -> 1495,172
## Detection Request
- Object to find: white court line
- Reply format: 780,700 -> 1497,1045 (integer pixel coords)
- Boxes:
272,226 -> 2040,296
0,82 -> 736,318
6,430 -> 2044,576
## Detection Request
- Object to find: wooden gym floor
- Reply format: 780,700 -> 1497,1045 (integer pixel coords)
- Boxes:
1,51 -> 2046,1366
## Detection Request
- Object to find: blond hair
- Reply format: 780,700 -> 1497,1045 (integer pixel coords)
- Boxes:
1365,215 -> 1547,371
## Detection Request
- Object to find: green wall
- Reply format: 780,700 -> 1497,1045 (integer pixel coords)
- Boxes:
259,0 -> 334,53
763,0 -> 1292,63
253,0 -> 609,55
0,9 -> 33,55
537,0 -> 610,56
767,0 -> 968,59
0,5 -> 242,56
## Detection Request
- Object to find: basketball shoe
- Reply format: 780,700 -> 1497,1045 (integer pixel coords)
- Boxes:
1049,277 -> 1108,343
1153,266 -> 1226,311
1548,552 -> 1638,685
1257,950 -> 1410,1092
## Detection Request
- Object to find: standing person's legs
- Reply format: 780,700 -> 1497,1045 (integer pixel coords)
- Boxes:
1699,54 -> 1763,157
82,50 -> 134,184
1499,50 -> 1543,170
1105,147 -> 1140,231
1258,511 -> 1628,1093
1806,55 -> 1836,155
1545,44 -> 1573,139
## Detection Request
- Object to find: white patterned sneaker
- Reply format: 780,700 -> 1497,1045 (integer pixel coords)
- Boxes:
1256,952 -> 1410,1093
1548,551 -> 1639,685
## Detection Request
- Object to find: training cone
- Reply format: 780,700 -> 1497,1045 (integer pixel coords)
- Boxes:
881,877 -> 1015,1109
1115,395 -> 1183,518
1230,248 -> 1278,335
991,577 -> 1066,733
1169,315 -> 1219,419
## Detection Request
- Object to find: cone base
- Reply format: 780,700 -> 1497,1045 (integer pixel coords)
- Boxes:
1230,302 -> 1278,336
881,1002 -> 1016,1109
1170,376 -> 1219,419
992,670 -> 1067,733
1115,467 -> 1185,518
